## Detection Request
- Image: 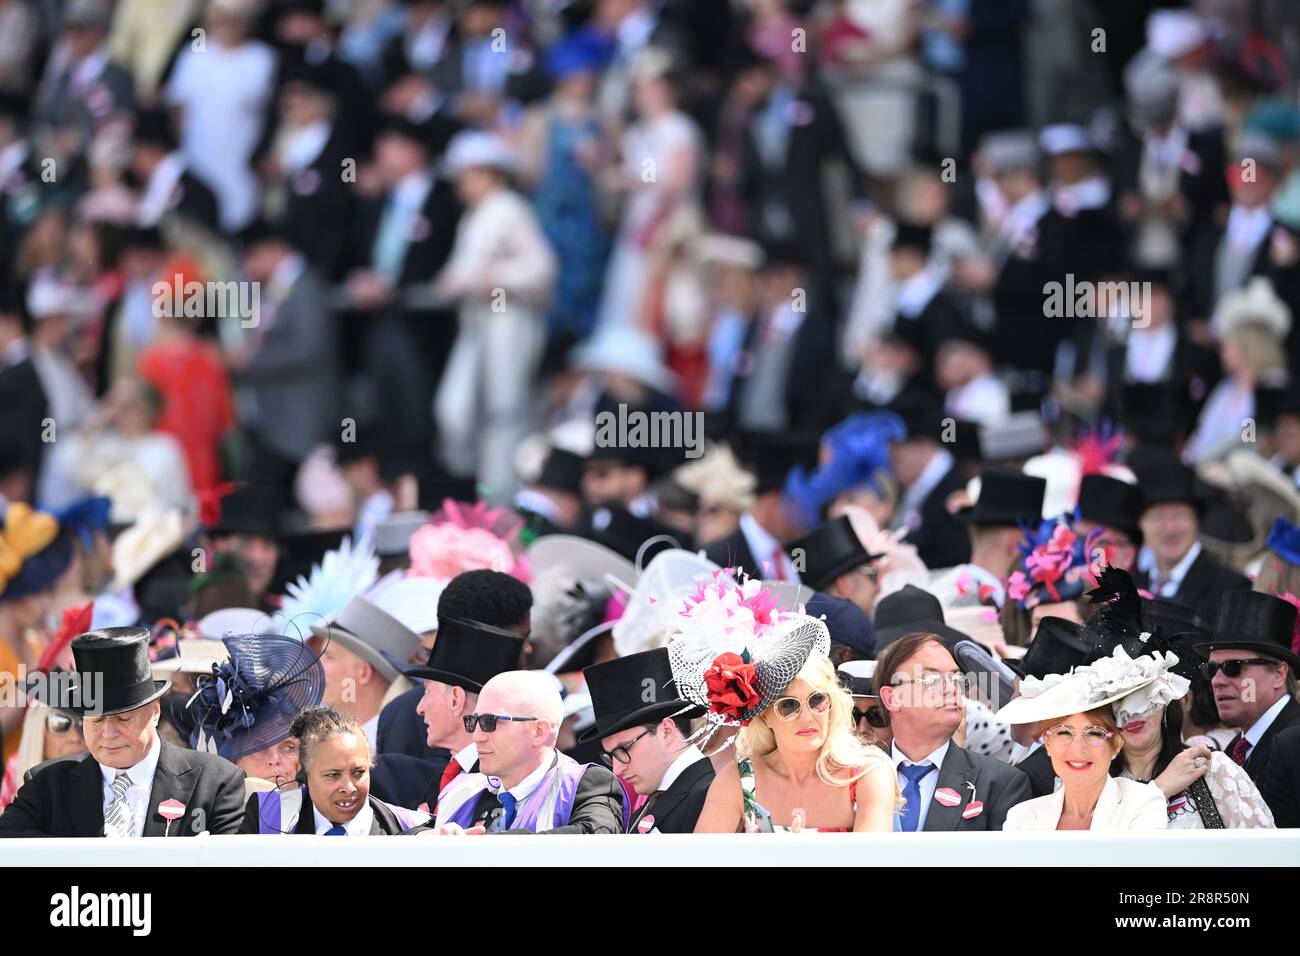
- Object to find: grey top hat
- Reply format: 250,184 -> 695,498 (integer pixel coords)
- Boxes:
309,594 -> 422,682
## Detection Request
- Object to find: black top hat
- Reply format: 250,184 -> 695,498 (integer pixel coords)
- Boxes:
207,486 -> 279,538
402,616 -> 525,692
1012,616 -> 1103,681
61,628 -> 170,716
578,504 -> 684,564
889,396 -> 946,444
1135,459 -> 1205,517
1196,590 -> 1300,671
578,647 -> 700,743
1077,473 -> 1143,543
891,220 -> 933,256
1120,383 -> 1193,447
948,418 -> 982,463
873,584 -> 970,652
131,107 -> 177,151
786,516 -> 880,591
959,469 -> 1045,527
535,447 -> 583,496
740,432 -> 820,494
375,111 -> 437,152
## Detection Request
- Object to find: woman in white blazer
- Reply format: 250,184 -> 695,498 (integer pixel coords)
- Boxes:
998,647 -> 1172,831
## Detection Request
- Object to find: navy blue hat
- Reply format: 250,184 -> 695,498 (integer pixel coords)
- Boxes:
805,591 -> 875,657
187,633 -> 325,762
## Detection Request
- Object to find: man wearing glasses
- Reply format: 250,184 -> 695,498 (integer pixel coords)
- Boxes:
872,633 -> 1031,830
1195,591 -> 1300,784
579,648 -> 713,834
418,670 -> 627,834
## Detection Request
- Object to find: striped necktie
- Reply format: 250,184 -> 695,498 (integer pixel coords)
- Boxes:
103,771 -> 134,838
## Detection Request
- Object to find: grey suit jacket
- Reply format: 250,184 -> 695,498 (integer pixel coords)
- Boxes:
242,265 -> 338,462
921,743 -> 1033,831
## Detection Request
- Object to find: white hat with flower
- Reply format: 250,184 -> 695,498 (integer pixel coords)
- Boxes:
665,570 -> 830,745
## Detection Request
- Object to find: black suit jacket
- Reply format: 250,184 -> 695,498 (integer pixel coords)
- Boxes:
369,752 -> 450,813
1225,697 -> 1300,785
727,307 -> 839,435
1014,746 -> 1057,799
0,354 -> 49,490
239,790 -> 414,835
0,740 -> 246,837
704,528 -> 761,579
906,464 -> 972,571
376,687 -> 442,762
631,756 -> 714,834
1134,551 -> 1251,622
1257,719 -> 1300,827
352,177 -> 461,289
919,744 -> 1032,831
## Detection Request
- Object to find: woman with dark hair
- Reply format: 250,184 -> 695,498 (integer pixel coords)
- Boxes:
239,705 -> 429,835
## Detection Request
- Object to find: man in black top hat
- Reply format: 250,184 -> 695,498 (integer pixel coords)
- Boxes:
786,515 -> 882,618
887,400 -> 973,570
0,628 -> 246,838
935,469 -> 1046,608
581,648 -> 712,834
205,485 -> 282,611
129,106 -> 220,233
1075,473 -> 1143,574
514,446 -> 584,539
705,433 -> 818,579
1133,458 -> 1249,619
887,220 -> 968,364
1196,590 -> 1300,784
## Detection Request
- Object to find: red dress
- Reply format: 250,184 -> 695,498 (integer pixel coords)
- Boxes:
137,339 -> 236,493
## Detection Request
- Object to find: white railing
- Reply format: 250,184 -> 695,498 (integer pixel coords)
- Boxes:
2,829 -> 1296,866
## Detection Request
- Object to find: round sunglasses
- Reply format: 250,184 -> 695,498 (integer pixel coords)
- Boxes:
772,691 -> 831,721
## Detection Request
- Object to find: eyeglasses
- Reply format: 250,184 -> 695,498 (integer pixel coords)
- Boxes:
463,714 -> 541,733
852,704 -> 888,729
772,691 -> 831,721
1043,724 -> 1116,748
46,712 -> 83,735
599,727 -> 654,767
1201,659 -> 1276,679
853,565 -> 880,582
890,673 -> 971,695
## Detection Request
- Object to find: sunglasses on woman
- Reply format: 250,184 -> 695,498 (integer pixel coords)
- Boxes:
46,712 -> 83,735
1043,724 -> 1115,748
1200,659 -> 1275,679
463,714 -> 540,733
772,691 -> 831,721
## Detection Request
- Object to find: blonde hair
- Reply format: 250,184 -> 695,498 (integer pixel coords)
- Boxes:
14,702 -> 53,779
737,654 -> 884,787
1226,321 -> 1285,378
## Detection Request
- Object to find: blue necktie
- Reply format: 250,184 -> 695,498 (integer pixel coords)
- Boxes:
897,763 -> 936,832
497,791 -> 518,831
324,824 -> 347,836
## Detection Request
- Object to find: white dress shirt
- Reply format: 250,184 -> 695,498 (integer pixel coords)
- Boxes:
362,714 -> 380,755
656,745 -> 706,793
490,750 -> 556,807
1243,694 -> 1292,754
739,511 -> 799,582
1125,321 -> 1177,383
312,799 -> 375,836
452,742 -> 478,773
893,448 -> 954,533
891,740 -> 950,832
1138,540 -> 1201,597
99,735 -> 161,837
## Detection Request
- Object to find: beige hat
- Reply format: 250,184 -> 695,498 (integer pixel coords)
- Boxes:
1212,276 -> 1292,341
692,233 -> 763,272
110,509 -> 187,592
674,443 -> 757,513
996,647 -> 1181,726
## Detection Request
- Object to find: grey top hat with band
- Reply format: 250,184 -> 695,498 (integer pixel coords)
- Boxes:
38,627 -> 171,717
579,647 -> 700,743
309,594 -> 423,682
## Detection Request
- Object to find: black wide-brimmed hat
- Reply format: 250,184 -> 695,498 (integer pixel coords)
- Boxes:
1195,590 -> 1300,671
958,469 -> 1045,526
1135,459 -> 1206,517
206,485 -> 279,538
1077,473 -> 1143,543
740,432 -> 821,493
402,616 -> 525,693
872,585 -> 971,652
1010,616 -> 1103,681
43,627 -> 171,717
535,447 -> 584,496
578,647 -> 700,743
786,515 -> 880,592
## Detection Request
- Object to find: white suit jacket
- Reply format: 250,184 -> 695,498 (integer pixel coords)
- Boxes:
1002,776 -> 1168,831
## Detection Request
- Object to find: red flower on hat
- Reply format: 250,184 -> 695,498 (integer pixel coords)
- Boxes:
198,482 -> 235,529
703,651 -> 761,722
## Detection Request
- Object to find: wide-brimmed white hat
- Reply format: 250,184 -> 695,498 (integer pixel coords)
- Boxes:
571,326 -> 678,394
366,572 -> 446,635
1212,276 -> 1292,341
527,534 -> 638,592
110,509 -> 187,592
442,130 -> 518,177
997,646 -> 1188,727
197,607 -> 266,640
674,443 -> 757,513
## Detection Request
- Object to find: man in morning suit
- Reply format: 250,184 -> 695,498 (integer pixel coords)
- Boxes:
0,627 -> 245,838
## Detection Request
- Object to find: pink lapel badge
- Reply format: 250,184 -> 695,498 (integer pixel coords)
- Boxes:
934,788 -> 961,807
637,815 -> 656,833
961,801 -> 984,820
158,799 -> 186,821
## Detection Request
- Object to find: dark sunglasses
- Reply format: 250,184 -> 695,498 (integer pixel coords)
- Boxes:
1200,659 -> 1276,679
852,704 -> 889,729
463,714 -> 540,733
46,712 -> 83,735
772,691 -> 831,721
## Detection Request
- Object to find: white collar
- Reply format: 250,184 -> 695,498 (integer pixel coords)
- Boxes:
903,448 -> 955,510
513,488 -> 561,522
392,171 -> 434,210
617,8 -> 657,54
99,733 -> 161,790
72,47 -> 109,88
1244,694 -> 1291,748
136,152 -> 187,226
890,739 -> 951,773
282,120 -> 332,173
312,798 -> 375,836
495,749 -> 556,803
269,253 -> 306,298
1226,204 -> 1273,245
1141,539 -> 1201,585
895,267 -> 944,318
1052,176 -> 1111,215
0,140 -> 28,181
453,742 -> 478,772
738,511 -> 780,564
658,744 -> 706,792
362,714 -> 379,754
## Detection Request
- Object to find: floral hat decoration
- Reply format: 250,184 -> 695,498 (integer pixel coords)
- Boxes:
1264,517 -> 1300,655
408,498 -> 531,584
666,569 -> 830,748
1005,514 -> 1104,610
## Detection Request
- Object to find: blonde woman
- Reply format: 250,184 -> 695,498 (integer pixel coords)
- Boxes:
694,654 -> 897,832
